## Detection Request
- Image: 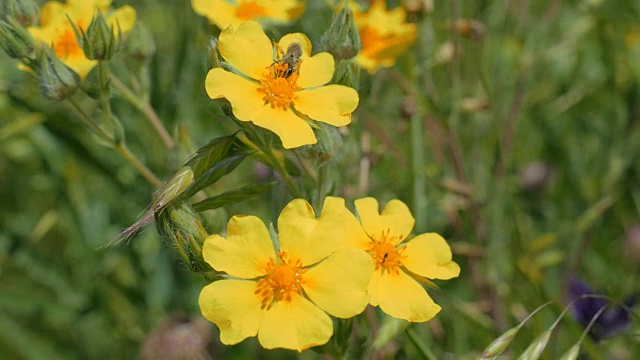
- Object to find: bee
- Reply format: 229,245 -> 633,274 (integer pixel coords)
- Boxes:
278,42 -> 302,78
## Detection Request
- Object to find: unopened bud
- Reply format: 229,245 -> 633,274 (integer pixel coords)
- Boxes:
0,17 -> 38,61
206,37 -> 221,70
71,12 -> 122,60
331,59 -> 360,89
156,202 -> 211,273
5,0 -> 40,27
299,122 -> 344,165
517,329 -> 551,360
125,22 -> 155,61
479,326 -> 520,358
37,46 -> 80,101
321,5 -> 361,60
558,344 -> 580,360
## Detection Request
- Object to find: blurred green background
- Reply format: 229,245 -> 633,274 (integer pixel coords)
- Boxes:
1,0 -> 640,358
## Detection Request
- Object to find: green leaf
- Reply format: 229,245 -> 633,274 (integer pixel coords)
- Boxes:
191,182 -> 275,212
184,134 -> 246,178
181,154 -> 247,199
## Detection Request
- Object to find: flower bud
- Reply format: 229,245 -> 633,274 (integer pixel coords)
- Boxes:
300,122 -> 344,165
5,0 -> 40,27
72,12 -> 122,60
321,5 -> 361,60
331,59 -> 360,89
37,45 -> 80,101
0,17 -> 38,61
125,22 -> 155,61
156,202 -> 212,273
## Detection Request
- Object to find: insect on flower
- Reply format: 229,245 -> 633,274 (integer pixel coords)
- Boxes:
275,42 -> 302,78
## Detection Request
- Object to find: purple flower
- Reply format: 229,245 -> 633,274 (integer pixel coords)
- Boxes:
568,278 -> 635,341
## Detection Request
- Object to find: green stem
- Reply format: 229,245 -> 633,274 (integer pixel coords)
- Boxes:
114,143 -> 162,187
67,98 -> 112,142
111,76 -> 175,149
98,61 -> 113,119
410,111 -> 427,233
316,165 -> 327,210
263,145 -> 302,198
406,328 -> 437,360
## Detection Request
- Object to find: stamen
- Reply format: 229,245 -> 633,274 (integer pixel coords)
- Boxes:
367,229 -> 406,274
234,1 -> 267,21
255,252 -> 306,309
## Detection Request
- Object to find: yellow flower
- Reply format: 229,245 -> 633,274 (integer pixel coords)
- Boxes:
343,198 -> 460,322
353,0 -> 417,74
191,0 -> 305,30
198,197 -> 373,351
27,0 -> 136,78
205,21 -> 359,149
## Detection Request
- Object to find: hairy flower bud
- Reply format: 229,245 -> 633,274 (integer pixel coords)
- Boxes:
0,17 -> 38,61
125,22 -> 155,61
5,0 -> 40,27
321,5 -> 361,60
156,202 -> 212,273
37,46 -> 80,101
71,12 -> 122,60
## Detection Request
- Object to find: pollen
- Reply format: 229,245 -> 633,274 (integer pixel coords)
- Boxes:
367,229 -> 406,275
258,62 -> 301,111
255,251 -> 306,309
234,1 -> 267,21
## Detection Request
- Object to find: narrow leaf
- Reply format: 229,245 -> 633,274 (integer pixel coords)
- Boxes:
191,182 -> 275,212
181,154 -> 247,198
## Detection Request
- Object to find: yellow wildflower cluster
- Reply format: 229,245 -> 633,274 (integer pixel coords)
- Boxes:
199,197 -> 459,351
27,0 -> 136,78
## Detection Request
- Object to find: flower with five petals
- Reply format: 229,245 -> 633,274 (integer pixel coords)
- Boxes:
205,21 -> 359,149
191,0 -> 305,30
342,198 -> 460,322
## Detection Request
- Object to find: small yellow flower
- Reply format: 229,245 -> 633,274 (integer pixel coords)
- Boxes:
191,0 -> 305,30
198,197 -> 373,351
205,21 -> 359,149
353,0 -> 417,74
27,0 -> 136,78
343,198 -> 460,322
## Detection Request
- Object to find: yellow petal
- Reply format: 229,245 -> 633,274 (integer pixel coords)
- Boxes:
278,33 -> 312,58
191,0 -> 237,29
258,292 -> 333,351
303,248 -> 373,318
278,197 -> 346,265
199,279 -> 265,345
342,203 -> 373,250
403,233 -> 461,280
297,52 -> 335,88
202,215 -> 274,279
250,103 -> 316,149
205,68 -> 263,120
218,21 -> 273,80
264,0 -> 305,22
107,5 -> 136,33
367,269 -> 383,306
65,56 -> 97,79
355,198 -> 415,245
376,271 -> 441,322
39,1 -> 67,27
294,85 -> 358,127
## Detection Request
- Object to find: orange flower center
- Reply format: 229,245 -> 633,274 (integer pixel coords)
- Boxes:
235,1 -> 267,21
54,26 -> 84,59
258,61 -> 301,111
358,26 -> 384,57
367,229 -> 406,275
255,251 -> 306,309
